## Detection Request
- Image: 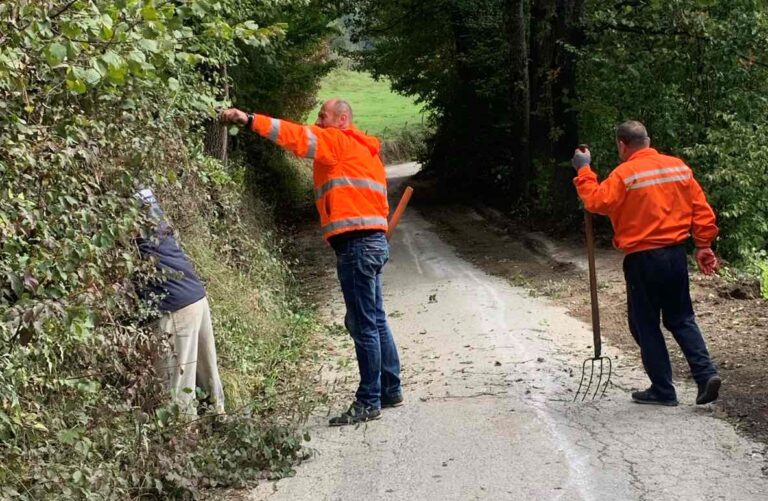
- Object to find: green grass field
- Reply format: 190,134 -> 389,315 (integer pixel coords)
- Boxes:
310,68 -> 424,139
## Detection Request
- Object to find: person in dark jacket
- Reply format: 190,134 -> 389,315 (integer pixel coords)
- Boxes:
135,187 -> 225,417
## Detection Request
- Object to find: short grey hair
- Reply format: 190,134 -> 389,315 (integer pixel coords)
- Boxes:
332,99 -> 353,121
615,120 -> 650,147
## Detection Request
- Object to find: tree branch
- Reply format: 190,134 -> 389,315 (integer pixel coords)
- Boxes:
590,21 -> 768,71
50,0 -> 78,21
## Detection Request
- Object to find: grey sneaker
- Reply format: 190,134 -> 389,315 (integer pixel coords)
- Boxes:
329,402 -> 381,426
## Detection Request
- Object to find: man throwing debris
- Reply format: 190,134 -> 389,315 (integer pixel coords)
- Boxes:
220,99 -> 402,425
571,120 -> 721,406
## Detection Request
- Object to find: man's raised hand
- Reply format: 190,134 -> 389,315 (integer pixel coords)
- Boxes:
219,108 -> 248,126
572,145 -> 591,170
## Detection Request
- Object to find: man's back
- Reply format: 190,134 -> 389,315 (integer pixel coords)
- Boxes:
575,147 -> 718,254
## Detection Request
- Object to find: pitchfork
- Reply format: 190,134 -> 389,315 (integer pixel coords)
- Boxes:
574,210 -> 613,401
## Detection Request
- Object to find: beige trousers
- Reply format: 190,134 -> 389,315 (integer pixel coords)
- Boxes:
155,297 -> 225,416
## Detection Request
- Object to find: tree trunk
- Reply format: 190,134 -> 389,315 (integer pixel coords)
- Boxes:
505,0 -> 531,201
528,0 -> 584,222
549,0 -> 584,219
529,0 -> 555,173
204,64 -> 229,165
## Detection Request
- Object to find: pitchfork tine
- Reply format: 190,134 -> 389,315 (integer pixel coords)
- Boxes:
573,210 -> 613,402
593,360 -> 604,400
582,359 -> 595,402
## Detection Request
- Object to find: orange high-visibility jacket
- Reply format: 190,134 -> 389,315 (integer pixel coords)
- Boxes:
574,148 -> 719,254
250,114 -> 389,241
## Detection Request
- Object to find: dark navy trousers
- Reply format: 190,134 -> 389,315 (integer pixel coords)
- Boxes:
623,245 -> 718,400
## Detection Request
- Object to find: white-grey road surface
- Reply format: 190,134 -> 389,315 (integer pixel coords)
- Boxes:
248,163 -> 767,501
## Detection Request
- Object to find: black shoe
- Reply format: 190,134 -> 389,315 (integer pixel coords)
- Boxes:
696,375 -> 721,405
631,389 -> 679,406
328,402 -> 381,426
381,394 -> 404,408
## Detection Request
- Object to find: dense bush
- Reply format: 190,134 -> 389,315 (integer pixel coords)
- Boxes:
1,0 -> 340,498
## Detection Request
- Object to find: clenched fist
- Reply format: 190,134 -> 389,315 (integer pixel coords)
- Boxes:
572,146 -> 591,170
219,108 -> 248,126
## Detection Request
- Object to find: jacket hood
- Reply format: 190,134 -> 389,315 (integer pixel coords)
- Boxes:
343,125 -> 381,156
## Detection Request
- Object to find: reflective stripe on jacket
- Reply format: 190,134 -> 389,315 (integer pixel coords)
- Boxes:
574,148 -> 719,254
251,114 -> 389,240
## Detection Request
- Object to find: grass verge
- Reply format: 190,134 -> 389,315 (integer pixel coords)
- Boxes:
310,67 -> 429,164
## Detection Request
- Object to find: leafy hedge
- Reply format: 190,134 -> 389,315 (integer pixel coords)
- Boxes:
1,0 -> 340,498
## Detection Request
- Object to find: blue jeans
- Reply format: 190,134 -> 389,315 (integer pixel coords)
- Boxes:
623,245 -> 718,400
334,231 -> 401,409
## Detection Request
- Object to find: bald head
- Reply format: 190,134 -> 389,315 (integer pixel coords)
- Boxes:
315,98 -> 353,129
615,120 -> 651,161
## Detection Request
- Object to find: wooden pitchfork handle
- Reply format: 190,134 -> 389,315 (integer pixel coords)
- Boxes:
386,186 -> 414,240
584,210 -> 603,359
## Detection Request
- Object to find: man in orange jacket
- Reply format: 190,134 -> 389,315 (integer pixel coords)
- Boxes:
220,99 -> 402,425
572,120 -> 721,406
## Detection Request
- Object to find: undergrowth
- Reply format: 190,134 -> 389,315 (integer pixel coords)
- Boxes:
0,1 -> 336,498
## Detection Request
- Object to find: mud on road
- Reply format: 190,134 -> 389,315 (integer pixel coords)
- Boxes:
409,173 -> 768,445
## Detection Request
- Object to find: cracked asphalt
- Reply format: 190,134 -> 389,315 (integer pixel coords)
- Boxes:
248,163 -> 768,501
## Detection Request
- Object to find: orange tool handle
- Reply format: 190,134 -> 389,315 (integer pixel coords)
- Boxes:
386,186 -> 414,240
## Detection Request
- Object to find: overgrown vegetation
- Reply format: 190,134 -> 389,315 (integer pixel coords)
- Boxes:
348,0 -> 768,269
0,0 -> 342,498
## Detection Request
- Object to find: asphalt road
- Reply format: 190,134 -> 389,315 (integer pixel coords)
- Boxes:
248,163 -> 768,501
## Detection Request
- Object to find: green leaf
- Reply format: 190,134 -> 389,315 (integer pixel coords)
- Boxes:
66,77 -> 87,95
127,50 -> 146,64
61,21 -> 82,38
138,39 -> 159,53
57,428 -> 80,445
46,43 -> 67,66
84,69 -> 101,85
141,4 -> 158,20
7,273 -> 24,296
101,50 -> 122,67
76,380 -> 101,393
167,77 -> 179,91
66,41 -> 81,59
107,64 -> 128,84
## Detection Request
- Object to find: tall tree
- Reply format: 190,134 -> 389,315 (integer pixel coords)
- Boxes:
528,0 -> 584,220
505,0 -> 531,200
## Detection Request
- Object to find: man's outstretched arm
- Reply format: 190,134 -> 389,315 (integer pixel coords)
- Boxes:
219,108 -> 337,165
